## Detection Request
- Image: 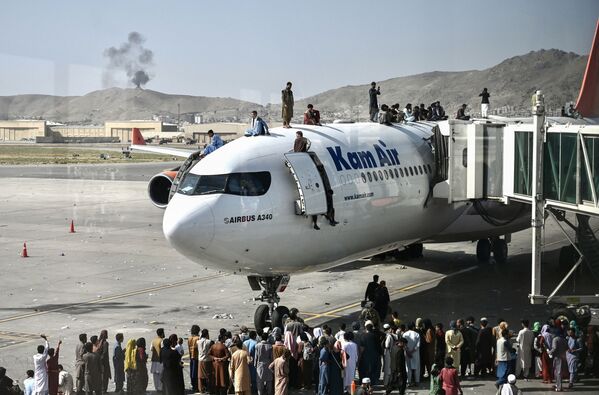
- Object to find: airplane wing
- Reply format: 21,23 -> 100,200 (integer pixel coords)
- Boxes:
129,128 -> 198,158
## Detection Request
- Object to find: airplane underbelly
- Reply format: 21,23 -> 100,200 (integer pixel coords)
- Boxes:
424,201 -> 530,243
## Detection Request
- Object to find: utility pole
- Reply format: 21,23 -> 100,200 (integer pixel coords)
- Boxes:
530,90 -> 546,304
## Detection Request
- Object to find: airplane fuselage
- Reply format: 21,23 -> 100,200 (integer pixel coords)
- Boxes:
162,122 -> 528,275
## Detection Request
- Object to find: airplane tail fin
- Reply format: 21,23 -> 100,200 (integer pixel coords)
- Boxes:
576,19 -> 599,118
131,128 -> 146,145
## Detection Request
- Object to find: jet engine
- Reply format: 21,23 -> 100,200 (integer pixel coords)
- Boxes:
148,170 -> 178,208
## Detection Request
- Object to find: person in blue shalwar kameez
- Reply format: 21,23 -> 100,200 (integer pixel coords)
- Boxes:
202,130 -> 224,156
566,327 -> 582,389
246,111 -> 270,136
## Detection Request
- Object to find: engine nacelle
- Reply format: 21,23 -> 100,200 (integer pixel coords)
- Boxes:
148,170 -> 178,208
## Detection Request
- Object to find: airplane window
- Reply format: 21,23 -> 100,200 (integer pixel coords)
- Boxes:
195,174 -> 228,195
178,172 -> 271,196
423,166 -> 427,174
389,169 -> 394,179
367,172 -> 372,182
178,173 -> 200,194
226,172 -> 271,196
409,167 -> 414,176
428,164 -> 433,173
378,170 -> 383,181
361,172 -> 367,183
384,169 -> 389,180
399,168 -> 404,177
340,175 -> 346,184
373,171 -> 378,181
418,165 -> 423,174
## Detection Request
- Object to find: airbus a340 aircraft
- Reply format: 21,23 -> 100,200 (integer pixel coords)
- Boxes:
131,21 -> 599,332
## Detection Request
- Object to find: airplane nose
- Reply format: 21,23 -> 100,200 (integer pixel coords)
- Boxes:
162,195 -> 215,257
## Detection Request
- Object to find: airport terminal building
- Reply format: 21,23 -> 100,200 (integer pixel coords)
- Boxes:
0,120 -> 247,144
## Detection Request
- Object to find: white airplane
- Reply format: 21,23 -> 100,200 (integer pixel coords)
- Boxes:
131,122 -> 530,331
131,21 -> 599,332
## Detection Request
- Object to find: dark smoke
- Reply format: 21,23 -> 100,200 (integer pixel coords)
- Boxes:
104,32 -> 154,88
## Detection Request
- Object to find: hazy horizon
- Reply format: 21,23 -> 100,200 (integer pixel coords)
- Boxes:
0,0 -> 597,104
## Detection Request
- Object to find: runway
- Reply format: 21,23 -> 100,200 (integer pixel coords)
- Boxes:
0,162 -> 597,394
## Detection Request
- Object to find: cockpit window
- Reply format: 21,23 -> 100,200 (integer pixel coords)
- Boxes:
226,172 -> 271,196
177,172 -> 271,196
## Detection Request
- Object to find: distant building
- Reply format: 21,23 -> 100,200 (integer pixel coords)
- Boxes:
0,120 -> 48,141
0,120 -> 184,143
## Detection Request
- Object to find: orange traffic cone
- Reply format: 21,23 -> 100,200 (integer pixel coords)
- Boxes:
69,220 -> 76,233
21,242 -> 28,258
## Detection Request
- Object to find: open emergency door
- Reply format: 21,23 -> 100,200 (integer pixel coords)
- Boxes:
284,152 -> 328,215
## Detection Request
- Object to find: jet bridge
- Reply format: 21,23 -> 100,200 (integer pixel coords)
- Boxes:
432,92 -> 599,324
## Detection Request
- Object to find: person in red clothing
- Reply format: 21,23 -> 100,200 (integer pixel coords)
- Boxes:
439,357 -> 462,395
303,104 -> 321,126
47,340 -> 62,395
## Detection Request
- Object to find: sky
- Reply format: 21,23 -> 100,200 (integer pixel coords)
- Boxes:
0,0 -> 597,104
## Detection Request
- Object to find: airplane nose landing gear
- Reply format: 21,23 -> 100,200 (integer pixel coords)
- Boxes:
248,275 -> 291,333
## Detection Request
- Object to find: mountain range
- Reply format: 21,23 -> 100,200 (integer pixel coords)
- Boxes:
0,49 -> 587,124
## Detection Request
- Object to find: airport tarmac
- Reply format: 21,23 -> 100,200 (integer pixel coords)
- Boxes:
0,162 -> 597,394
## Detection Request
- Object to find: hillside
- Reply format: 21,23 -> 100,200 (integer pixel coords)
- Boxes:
0,88 -> 264,124
0,49 -> 588,124
294,49 -> 586,119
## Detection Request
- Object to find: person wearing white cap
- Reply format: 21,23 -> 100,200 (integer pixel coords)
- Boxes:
497,374 -> 522,395
354,377 -> 372,395
358,322 -> 381,386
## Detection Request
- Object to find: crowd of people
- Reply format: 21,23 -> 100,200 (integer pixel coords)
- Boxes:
2,276 -> 598,395
214,80 -> 494,150
370,83 -> 492,125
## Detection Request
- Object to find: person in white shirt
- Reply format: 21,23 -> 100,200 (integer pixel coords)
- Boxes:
175,337 -> 185,356
334,323 -> 346,342
57,365 -> 73,395
23,370 -> 35,395
516,320 -> 535,380
33,335 -> 49,395
403,323 -> 421,387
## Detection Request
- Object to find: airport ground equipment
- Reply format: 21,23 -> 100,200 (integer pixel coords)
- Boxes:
432,93 -> 599,325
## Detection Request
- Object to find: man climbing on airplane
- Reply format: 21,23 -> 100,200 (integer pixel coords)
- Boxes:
245,111 -> 270,136
201,130 -> 224,157
293,131 -> 319,230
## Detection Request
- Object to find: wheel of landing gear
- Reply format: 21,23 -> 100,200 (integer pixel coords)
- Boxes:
410,243 -> 424,258
552,307 -> 576,324
476,239 -> 491,263
271,305 -> 290,330
492,239 -> 508,264
254,304 -> 270,334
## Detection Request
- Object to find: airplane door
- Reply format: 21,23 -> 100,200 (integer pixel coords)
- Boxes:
284,152 -> 328,215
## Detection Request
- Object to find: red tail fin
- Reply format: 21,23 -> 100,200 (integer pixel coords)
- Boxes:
131,128 -> 146,145
576,19 -> 599,118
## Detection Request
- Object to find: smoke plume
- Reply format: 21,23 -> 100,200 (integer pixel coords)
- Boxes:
103,32 -> 154,88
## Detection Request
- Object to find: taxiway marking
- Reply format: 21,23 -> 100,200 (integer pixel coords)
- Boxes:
304,266 -> 477,322
0,273 -> 228,324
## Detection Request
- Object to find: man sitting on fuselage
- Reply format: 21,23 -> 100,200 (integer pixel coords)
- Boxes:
201,130 -> 224,157
245,111 -> 270,136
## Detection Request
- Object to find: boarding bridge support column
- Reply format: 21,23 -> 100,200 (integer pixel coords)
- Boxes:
530,91 -> 546,304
